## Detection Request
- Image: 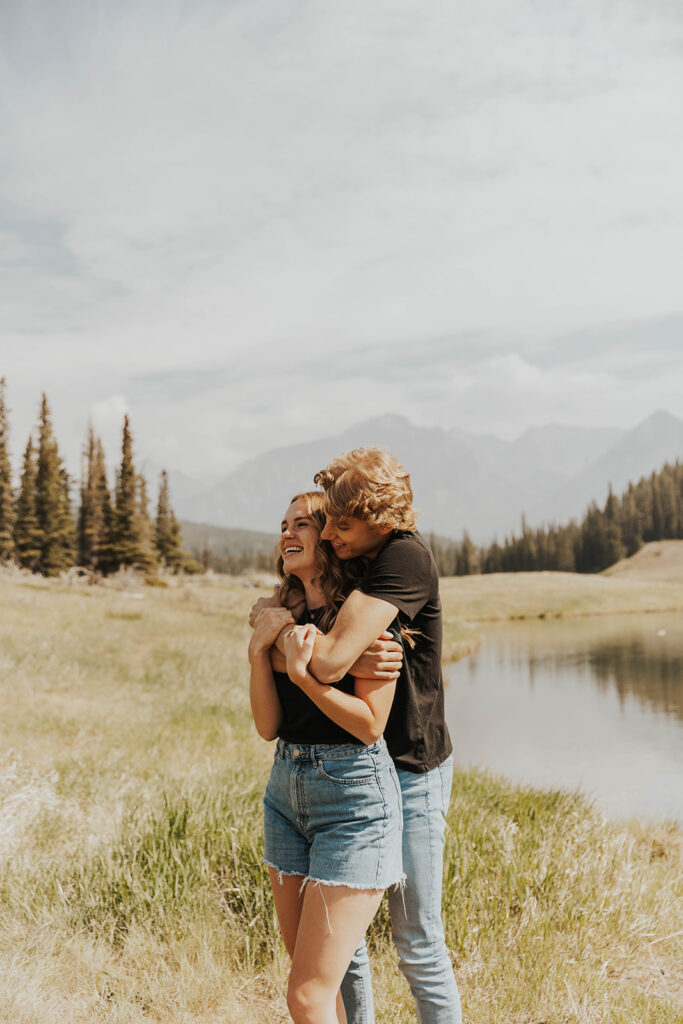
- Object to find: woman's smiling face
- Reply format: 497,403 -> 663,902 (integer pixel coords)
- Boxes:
279,497 -> 322,577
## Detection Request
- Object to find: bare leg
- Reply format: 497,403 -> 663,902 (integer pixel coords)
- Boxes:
287,884 -> 384,1024
267,867 -> 305,957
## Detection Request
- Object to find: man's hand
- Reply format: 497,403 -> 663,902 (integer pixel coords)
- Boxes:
248,607 -> 295,659
282,589 -> 306,621
348,632 -> 403,681
249,586 -> 282,628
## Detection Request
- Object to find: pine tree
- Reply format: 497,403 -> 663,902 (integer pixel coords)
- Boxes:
110,416 -> 158,571
660,468 -> 678,539
577,503 -> 609,573
603,485 -> 625,567
0,378 -> 14,561
455,530 -> 478,575
78,425 -> 114,572
57,463 -> 77,567
482,539 -> 503,574
650,473 -> 664,541
35,394 -> 75,575
620,485 -> 643,556
155,470 -> 184,571
555,525 -> 577,572
112,415 -> 141,568
14,437 -> 42,570
134,473 -> 157,572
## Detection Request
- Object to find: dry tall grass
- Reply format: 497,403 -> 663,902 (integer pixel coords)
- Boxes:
0,570 -> 681,1023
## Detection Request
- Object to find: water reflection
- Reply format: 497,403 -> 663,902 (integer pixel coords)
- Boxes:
588,642 -> 683,721
445,612 -> 683,822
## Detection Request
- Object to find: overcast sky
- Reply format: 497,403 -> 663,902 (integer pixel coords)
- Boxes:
1,0 -> 682,481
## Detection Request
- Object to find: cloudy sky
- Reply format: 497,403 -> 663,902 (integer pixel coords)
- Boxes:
1,0 -> 682,481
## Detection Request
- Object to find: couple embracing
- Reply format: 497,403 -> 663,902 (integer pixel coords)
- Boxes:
248,448 -> 462,1024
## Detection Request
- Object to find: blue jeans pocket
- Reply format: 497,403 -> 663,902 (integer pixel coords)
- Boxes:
315,757 -> 377,785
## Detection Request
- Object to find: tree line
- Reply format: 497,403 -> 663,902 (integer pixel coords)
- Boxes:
0,380 -> 197,577
429,459 -> 683,576
3,378 -> 679,580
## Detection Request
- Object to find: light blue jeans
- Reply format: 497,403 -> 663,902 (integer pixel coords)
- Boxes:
341,755 -> 462,1024
263,739 -> 404,890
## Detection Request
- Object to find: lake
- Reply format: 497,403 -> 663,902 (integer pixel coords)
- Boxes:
444,611 -> 683,822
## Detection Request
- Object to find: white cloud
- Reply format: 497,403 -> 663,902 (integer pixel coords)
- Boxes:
1,0 -> 682,476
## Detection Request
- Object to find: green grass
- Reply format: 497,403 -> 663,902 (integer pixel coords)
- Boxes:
0,569 -> 681,1023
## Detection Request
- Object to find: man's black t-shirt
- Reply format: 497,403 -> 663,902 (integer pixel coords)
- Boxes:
274,607 -> 361,745
360,530 -> 452,773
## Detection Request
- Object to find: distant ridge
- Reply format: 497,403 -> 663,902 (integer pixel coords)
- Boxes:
179,520 -> 277,568
534,410 -> 683,526
174,414 -> 531,540
170,410 -> 682,544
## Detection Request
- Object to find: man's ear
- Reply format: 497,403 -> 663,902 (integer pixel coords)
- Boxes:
378,524 -> 393,536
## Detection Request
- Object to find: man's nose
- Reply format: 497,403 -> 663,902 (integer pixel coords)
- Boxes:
320,520 -> 333,540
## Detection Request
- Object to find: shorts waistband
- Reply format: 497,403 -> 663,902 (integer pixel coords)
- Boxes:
275,738 -> 387,761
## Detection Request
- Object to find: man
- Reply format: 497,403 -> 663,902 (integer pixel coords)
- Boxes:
253,447 -> 462,1024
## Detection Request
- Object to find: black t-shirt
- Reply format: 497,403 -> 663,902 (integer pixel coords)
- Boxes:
274,607 -> 361,745
360,530 -> 452,773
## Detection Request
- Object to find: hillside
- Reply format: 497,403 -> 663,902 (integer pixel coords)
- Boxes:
603,540 -> 683,582
179,520 -> 277,570
534,410 -> 683,527
170,410 -> 683,544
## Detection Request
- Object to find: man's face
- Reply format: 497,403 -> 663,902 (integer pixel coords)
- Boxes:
320,515 -> 391,560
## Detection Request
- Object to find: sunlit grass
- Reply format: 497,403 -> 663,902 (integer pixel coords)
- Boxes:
441,570 -> 683,622
0,569 -> 681,1022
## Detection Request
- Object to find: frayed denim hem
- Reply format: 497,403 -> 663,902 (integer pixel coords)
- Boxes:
261,856 -> 306,885
298,875 -> 407,935
300,872 -> 406,894
262,857 -> 405,897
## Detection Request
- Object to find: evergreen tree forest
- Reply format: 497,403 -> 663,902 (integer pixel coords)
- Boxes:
430,461 -> 683,577
0,383 -> 196,577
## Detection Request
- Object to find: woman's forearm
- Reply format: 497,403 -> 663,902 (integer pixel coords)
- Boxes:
290,669 -> 395,746
249,645 -> 283,741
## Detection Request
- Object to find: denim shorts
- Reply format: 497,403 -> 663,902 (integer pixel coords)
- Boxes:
263,737 -> 404,890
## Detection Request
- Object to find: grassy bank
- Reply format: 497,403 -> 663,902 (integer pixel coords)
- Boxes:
440,570 -> 683,624
0,571 -> 681,1023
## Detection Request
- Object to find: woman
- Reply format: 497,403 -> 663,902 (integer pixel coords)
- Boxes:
249,491 -> 403,1024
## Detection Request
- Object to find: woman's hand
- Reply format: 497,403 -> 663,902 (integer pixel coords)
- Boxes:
283,623 -> 317,685
249,585 -> 282,628
249,606 -> 295,661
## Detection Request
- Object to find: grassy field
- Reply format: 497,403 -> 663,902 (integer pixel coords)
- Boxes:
0,568 -> 682,1023
440,567 -> 683,623
604,540 -> 683,582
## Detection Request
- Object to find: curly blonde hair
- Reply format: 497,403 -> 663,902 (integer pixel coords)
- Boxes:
277,492 -> 360,633
314,448 -> 418,532
278,489 -> 418,649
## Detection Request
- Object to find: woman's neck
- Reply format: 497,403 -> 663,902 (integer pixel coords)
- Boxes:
295,572 -> 325,610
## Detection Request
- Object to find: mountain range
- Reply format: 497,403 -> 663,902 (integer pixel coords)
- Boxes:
168,410 -> 683,544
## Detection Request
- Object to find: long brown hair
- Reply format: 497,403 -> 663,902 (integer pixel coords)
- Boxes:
277,490 -> 417,648
277,491 -> 358,633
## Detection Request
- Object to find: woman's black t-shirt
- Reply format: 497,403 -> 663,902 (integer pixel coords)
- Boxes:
274,607 -> 362,745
